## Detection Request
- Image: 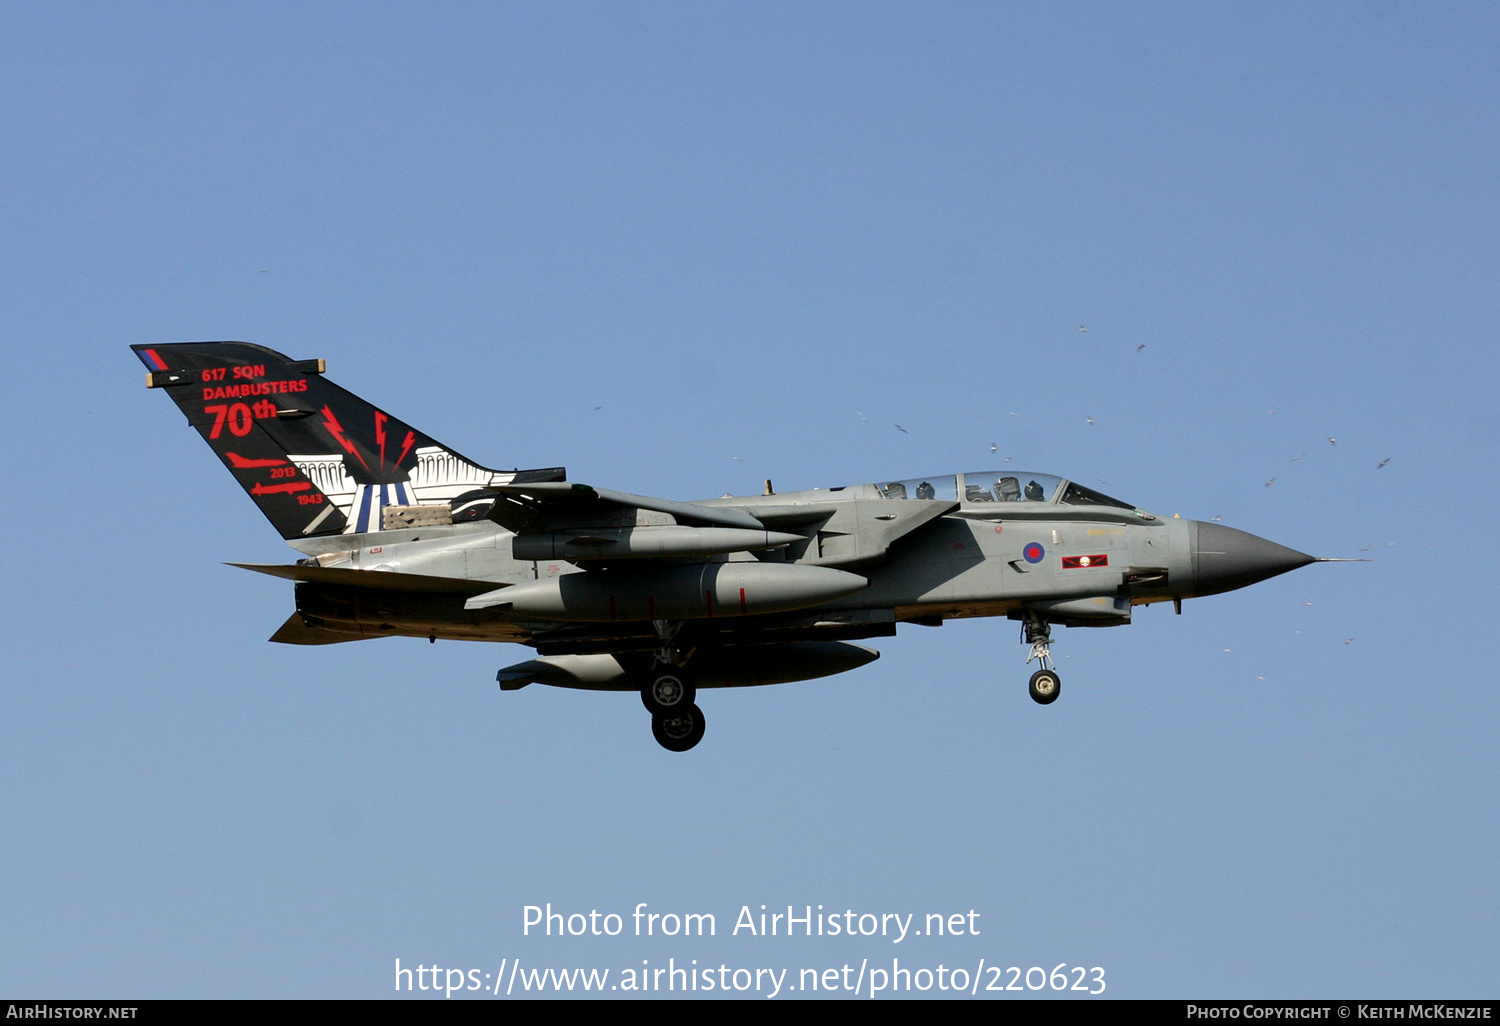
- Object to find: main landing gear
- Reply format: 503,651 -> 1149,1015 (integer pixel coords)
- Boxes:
641,620 -> 705,751
1022,612 -> 1061,705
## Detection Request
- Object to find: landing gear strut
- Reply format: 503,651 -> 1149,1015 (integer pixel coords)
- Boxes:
651,618 -> 686,667
640,619 -> 698,715
1022,612 -> 1062,705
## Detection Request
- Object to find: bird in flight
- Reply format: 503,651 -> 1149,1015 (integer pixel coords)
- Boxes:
1079,325 -> 1087,332
1264,477 -> 1277,487
1377,458 -> 1390,469
895,424 -> 908,433
1136,344 -> 1146,353
1328,437 -> 1337,445
1086,417 -> 1095,426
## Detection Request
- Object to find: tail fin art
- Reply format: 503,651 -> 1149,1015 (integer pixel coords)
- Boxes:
132,342 -> 563,540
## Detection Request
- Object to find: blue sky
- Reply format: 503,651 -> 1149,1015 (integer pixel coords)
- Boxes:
2,2 -> 1497,998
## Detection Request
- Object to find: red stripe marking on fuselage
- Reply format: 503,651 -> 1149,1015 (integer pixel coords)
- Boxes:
740,587 -> 747,615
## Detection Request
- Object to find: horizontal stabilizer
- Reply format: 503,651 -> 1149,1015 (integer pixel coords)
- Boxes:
229,562 -> 502,594
269,612 -> 379,645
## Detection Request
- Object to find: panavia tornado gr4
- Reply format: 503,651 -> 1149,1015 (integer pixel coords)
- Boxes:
133,341 -> 1333,751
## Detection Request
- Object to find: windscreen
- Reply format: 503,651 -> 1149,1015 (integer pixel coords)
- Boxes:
1059,481 -> 1135,510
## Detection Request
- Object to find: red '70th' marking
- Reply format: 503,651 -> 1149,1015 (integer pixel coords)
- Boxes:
204,399 -> 283,438
204,404 -> 252,437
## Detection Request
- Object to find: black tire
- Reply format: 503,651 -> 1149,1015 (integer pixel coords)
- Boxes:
1028,669 -> 1061,705
640,667 -> 697,715
651,703 -> 706,752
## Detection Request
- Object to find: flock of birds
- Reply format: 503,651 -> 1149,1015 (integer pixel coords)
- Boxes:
852,330 -> 1395,481
732,326 -> 1389,663
867,326 -> 1391,664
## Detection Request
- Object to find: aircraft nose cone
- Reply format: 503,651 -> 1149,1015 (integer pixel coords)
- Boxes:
1191,521 -> 1315,597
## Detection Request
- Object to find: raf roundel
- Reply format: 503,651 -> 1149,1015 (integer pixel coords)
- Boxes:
1023,542 -> 1045,564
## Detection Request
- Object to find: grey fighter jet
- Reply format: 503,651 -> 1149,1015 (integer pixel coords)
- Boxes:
133,342 -> 1331,751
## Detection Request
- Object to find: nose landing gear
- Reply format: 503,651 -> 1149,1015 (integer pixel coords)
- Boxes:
1022,612 -> 1062,705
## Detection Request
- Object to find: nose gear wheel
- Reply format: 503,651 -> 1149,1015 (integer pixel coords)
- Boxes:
1028,669 -> 1061,705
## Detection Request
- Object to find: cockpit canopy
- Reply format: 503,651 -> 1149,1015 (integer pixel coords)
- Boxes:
873,471 -> 1137,511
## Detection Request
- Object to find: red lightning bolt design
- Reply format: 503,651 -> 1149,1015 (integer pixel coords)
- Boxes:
396,429 -> 415,468
374,411 -> 388,470
320,405 -> 369,472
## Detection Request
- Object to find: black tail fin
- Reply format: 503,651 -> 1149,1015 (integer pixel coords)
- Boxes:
132,342 -> 563,540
